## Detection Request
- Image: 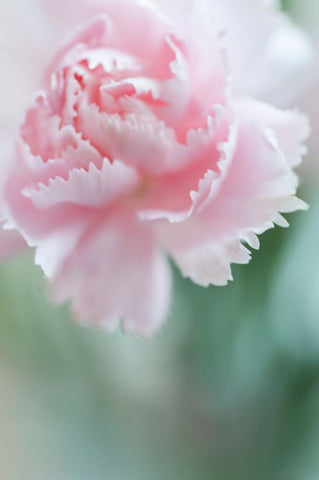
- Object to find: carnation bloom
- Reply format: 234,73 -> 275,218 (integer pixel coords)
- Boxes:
0,0 -> 312,334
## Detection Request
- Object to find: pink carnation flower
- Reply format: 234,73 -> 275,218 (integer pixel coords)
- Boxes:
0,0 -> 311,334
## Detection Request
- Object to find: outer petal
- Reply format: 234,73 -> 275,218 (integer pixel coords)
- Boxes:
0,0 -> 68,130
234,98 -> 310,168
4,167 -> 91,279
0,0 -> 60,261
51,210 -> 172,336
287,0 -> 319,170
159,100 -> 307,286
210,0 -> 313,104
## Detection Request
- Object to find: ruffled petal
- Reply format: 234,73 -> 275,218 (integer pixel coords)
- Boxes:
3,140 -> 91,269
23,158 -> 139,209
159,101 -> 307,286
46,4 -> 175,80
51,210 -> 172,336
76,99 -> 177,174
169,238 -> 251,287
4,139 -> 140,277
138,107 -> 231,221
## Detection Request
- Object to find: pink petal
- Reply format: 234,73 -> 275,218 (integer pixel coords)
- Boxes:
159,102 -> 307,286
33,218 -> 90,278
0,0 -> 70,130
4,142 -> 91,259
169,238 -> 251,287
51,210 -> 172,336
75,99 -> 177,174
46,7 -> 175,80
154,0 -> 228,106
138,107 -> 231,220
288,0 -> 319,167
5,142 -> 139,277
23,158 -> 139,209
235,98 -> 310,168
211,0 -> 313,103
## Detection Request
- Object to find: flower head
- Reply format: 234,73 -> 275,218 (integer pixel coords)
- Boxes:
1,0 -> 311,334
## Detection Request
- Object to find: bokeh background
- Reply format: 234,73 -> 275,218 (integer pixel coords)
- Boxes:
1,1 -> 319,479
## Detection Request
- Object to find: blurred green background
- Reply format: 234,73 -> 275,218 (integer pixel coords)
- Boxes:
1,1 -> 319,479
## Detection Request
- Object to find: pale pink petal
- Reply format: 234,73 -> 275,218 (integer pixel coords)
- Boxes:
14,134 -> 101,193
159,103 -> 307,286
287,0 -> 319,167
0,0 -> 70,130
210,0 -> 313,104
51,210 -> 172,336
46,5 -> 175,80
234,98 -> 310,168
154,0 -> 228,106
4,144 -> 140,277
124,35 -> 192,133
4,155 -> 93,278
23,158 -> 139,209
3,141 -> 90,256
33,217 -> 90,279
138,107 -> 231,220
76,99 -> 177,174
169,238 -> 251,287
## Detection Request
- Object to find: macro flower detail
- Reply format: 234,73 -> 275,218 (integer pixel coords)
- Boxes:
1,0 -> 310,334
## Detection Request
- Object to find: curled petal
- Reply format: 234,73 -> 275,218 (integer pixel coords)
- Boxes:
138,108 -> 231,221
154,0 -> 227,99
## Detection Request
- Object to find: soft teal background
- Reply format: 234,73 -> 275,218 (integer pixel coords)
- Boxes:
0,1 -> 318,479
